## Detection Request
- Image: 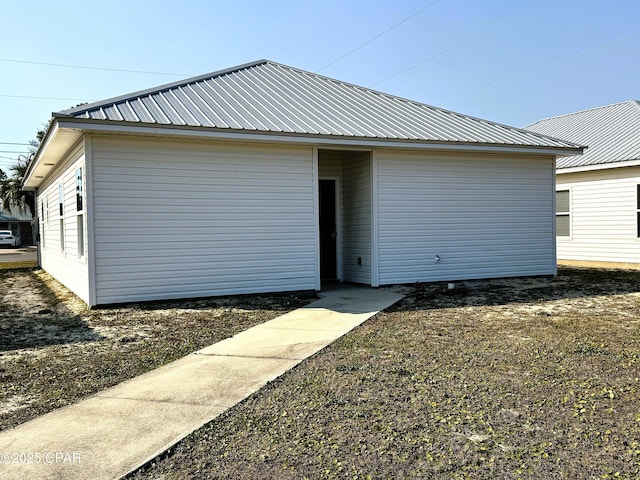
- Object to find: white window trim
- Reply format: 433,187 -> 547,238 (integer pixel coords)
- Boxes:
76,167 -> 86,258
556,188 -> 572,240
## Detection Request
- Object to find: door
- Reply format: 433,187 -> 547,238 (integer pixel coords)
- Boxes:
319,179 -> 337,280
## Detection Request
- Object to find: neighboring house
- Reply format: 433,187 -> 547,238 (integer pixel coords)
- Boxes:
23,59 -> 581,306
526,100 -> 640,268
0,205 -> 33,246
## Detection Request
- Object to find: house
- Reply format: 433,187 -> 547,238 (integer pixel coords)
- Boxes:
0,205 -> 33,246
526,100 -> 640,268
23,59 -> 582,306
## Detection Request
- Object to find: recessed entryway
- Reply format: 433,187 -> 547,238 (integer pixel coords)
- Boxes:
319,179 -> 337,280
318,149 -> 373,286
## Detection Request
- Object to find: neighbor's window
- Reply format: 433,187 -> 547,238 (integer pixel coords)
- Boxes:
556,190 -> 570,237
637,185 -> 640,238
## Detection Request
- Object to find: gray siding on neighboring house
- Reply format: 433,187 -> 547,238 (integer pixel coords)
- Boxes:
342,153 -> 371,283
91,136 -> 317,304
556,166 -> 640,263
376,151 -> 556,284
38,140 -> 90,303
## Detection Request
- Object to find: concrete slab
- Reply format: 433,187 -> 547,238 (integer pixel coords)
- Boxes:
0,286 -> 403,480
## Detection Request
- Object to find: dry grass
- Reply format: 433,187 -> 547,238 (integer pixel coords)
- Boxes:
128,268 -> 640,480
0,261 -> 36,270
2,268 -> 639,479
0,270 -> 310,431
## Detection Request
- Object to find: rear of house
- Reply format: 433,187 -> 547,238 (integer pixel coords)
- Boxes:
527,100 -> 640,267
24,60 -> 582,306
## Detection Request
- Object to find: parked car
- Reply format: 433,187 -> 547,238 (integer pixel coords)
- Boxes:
0,230 -> 18,247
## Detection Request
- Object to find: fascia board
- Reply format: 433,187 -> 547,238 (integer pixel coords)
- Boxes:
56,119 -> 584,157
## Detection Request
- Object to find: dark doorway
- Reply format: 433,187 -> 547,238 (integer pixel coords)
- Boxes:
319,179 -> 337,280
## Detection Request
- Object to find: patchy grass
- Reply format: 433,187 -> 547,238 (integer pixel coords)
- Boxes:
0,270 -> 310,431
0,261 -> 36,270
128,268 -> 640,480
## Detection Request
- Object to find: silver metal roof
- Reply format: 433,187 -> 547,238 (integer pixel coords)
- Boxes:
526,100 -> 640,170
57,60 -> 579,150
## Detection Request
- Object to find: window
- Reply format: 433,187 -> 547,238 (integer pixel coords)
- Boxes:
556,190 -> 570,237
77,215 -> 84,257
76,168 -> 83,212
40,201 -> 45,247
59,219 -> 65,251
76,168 -> 85,257
637,185 -> 640,238
59,184 -> 64,217
59,183 -> 64,251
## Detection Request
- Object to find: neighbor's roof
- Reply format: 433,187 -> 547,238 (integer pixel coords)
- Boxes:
56,60 -> 579,150
526,100 -> 640,171
0,206 -> 32,222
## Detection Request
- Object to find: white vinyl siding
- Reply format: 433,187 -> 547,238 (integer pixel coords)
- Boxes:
376,151 -> 556,284
556,166 -> 640,263
38,140 -> 90,303
342,153 -> 371,283
91,136 -> 316,304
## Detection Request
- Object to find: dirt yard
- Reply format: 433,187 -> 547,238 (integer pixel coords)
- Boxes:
1,267 -> 639,479
0,269 -> 310,431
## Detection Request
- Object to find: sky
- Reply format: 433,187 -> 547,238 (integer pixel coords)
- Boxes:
1,0 -> 639,172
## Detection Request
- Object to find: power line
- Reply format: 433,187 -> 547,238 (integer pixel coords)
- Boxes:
0,142 -> 30,146
318,0 -> 440,73
263,0 -> 334,51
0,57 -> 191,77
0,150 -> 31,154
0,94 -> 95,102
442,29 -> 640,107
371,0 -> 552,87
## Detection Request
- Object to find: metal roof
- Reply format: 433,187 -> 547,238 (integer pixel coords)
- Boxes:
525,100 -> 640,170
56,59 -> 579,150
0,206 -> 32,222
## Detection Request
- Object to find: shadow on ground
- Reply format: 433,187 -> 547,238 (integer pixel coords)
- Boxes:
0,270 -> 103,352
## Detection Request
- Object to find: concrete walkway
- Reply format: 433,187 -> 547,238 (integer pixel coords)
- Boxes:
0,287 -> 403,480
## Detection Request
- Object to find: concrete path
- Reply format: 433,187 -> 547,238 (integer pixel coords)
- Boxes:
0,247 -> 37,264
0,287 -> 403,480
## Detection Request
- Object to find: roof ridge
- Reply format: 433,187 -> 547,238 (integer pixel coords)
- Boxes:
56,59 -> 271,117
526,100 -> 640,126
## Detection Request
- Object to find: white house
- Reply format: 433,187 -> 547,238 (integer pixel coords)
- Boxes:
23,60 -> 581,306
526,100 -> 640,268
0,205 -> 33,246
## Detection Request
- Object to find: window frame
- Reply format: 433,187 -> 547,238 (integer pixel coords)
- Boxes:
556,189 -> 571,238
58,183 -> 65,252
636,185 -> 640,238
75,168 -> 86,258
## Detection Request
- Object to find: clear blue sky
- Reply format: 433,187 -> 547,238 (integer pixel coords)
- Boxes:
1,0 -> 638,172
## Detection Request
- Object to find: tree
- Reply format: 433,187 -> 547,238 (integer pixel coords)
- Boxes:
0,119 -> 51,217
0,154 -> 35,217
1,114 -> 73,217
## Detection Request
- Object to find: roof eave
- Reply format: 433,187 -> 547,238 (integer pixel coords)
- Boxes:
54,118 -> 584,156
22,120 -> 84,190
557,158 -> 640,174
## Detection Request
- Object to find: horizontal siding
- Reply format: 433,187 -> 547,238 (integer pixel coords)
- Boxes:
557,167 -> 640,263
92,136 -> 316,304
38,140 -> 90,303
342,153 -> 371,283
377,151 -> 555,284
